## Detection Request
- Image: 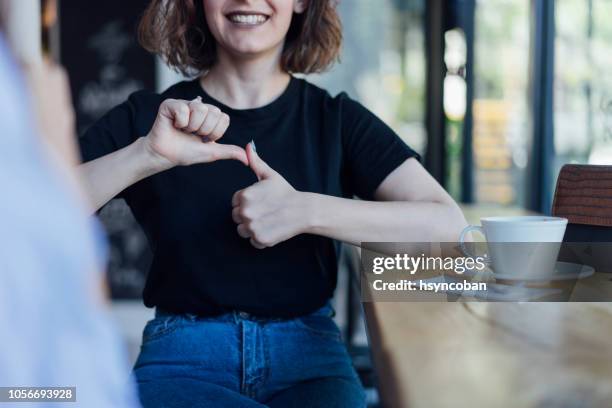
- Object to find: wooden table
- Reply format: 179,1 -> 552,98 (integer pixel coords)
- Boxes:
364,205 -> 612,407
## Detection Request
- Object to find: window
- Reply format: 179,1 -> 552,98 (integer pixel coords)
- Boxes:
472,0 -> 530,206
554,0 -> 612,178
311,0 -> 427,156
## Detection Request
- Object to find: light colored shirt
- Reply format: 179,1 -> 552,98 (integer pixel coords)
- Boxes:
0,35 -> 140,408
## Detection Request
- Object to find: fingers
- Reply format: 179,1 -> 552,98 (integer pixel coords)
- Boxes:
231,186 -> 262,208
232,206 -> 242,224
160,99 -> 190,129
184,98 -> 208,132
250,238 -> 266,250
197,106 -> 223,137
187,98 -> 228,140
236,224 -> 266,249
232,189 -> 243,207
237,223 -> 250,239
160,98 -> 230,140
232,189 -> 267,249
207,112 -> 230,142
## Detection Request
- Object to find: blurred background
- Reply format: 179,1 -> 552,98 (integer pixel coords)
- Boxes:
10,0 -> 612,405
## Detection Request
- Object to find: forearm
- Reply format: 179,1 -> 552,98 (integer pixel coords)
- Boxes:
303,193 -> 468,246
78,136 -> 172,212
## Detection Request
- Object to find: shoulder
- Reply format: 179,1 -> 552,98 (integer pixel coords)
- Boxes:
298,78 -> 370,118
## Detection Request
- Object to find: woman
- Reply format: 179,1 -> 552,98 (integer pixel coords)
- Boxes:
79,0 -> 467,406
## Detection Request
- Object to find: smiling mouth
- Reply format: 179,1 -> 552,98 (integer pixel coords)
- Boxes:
226,12 -> 270,26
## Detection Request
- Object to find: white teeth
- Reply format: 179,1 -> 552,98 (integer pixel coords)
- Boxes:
229,14 -> 267,25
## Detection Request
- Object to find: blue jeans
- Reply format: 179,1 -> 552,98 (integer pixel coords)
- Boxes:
133,304 -> 366,407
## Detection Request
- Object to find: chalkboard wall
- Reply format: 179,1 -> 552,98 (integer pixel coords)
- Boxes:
61,0 -> 155,298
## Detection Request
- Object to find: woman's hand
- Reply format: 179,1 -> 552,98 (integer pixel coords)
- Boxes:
232,142 -> 309,249
145,97 -> 248,168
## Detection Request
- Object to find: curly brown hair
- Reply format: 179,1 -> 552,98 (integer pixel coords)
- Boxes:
138,0 -> 342,76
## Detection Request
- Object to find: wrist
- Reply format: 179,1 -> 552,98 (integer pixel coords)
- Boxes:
137,136 -> 174,175
299,192 -> 323,235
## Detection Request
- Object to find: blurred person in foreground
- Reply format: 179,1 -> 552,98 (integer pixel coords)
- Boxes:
78,0 -> 468,407
0,22 -> 139,408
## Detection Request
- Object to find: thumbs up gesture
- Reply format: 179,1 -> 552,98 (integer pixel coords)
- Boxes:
231,142 -> 307,249
245,140 -> 278,182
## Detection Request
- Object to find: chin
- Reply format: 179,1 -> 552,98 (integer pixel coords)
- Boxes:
222,37 -> 281,57
230,46 -> 273,56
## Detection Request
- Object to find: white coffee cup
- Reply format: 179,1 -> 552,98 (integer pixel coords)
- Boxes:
459,216 -> 568,279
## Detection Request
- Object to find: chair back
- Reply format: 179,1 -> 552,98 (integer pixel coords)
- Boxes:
552,164 -> 612,272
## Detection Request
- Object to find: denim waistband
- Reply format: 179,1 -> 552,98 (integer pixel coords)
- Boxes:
155,302 -> 335,322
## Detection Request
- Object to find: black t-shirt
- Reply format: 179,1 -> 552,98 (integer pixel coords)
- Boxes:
79,77 -> 419,317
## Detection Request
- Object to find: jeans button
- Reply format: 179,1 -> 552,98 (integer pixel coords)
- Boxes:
238,311 -> 250,319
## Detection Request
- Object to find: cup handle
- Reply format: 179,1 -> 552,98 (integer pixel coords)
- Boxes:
459,225 -> 490,263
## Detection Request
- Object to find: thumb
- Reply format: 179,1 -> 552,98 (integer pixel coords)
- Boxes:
199,143 -> 248,165
247,141 -> 276,180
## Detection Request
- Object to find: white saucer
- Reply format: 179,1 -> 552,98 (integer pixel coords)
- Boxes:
463,261 -> 595,282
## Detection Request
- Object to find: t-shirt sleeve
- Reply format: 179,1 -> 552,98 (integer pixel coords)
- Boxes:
78,90 -> 161,200
339,94 -> 421,200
